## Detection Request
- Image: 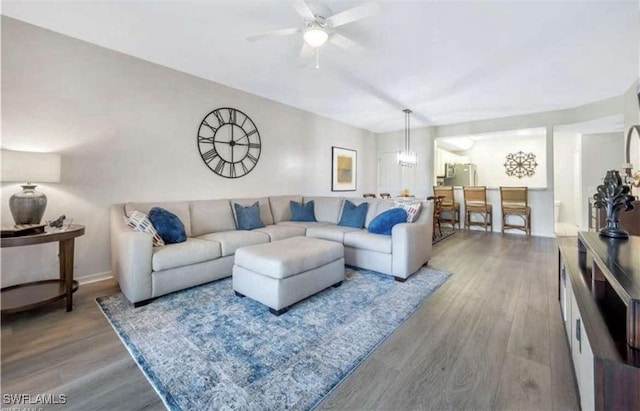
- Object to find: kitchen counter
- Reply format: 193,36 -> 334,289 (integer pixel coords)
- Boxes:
451,186 -> 548,191
446,186 -> 553,236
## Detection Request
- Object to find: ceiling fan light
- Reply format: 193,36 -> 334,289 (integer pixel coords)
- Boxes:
304,28 -> 328,47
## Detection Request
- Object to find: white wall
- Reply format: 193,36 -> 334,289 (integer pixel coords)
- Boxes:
553,133 -> 580,224
0,18 -> 376,286
579,132 -> 624,230
375,127 -> 434,198
463,134 -> 547,188
427,99 -> 630,238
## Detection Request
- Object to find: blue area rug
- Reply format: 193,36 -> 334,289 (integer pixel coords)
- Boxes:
97,266 -> 450,410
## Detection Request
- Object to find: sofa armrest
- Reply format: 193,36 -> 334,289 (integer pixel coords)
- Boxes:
391,207 -> 433,279
110,205 -> 153,303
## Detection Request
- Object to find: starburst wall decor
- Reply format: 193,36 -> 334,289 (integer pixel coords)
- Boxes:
504,151 -> 538,178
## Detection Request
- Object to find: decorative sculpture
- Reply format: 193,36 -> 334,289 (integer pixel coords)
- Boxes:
48,215 -> 66,228
504,151 -> 538,178
592,170 -> 635,239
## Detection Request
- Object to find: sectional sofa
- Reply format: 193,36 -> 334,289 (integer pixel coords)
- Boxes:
110,195 -> 433,306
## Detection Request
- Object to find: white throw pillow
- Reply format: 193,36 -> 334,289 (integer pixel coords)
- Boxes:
123,210 -> 165,246
394,201 -> 422,223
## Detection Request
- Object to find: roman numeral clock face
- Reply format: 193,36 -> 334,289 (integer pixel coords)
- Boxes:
197,108 -> 261,178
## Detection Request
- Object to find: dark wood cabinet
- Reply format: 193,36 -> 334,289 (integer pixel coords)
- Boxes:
558,232 -> 640,410
594,200 -> 640,236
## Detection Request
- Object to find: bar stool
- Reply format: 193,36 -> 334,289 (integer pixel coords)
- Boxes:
463,186 -> 492,231
500,186 -> 531,236
427,195 -> 445,240
433,186 -> 459,229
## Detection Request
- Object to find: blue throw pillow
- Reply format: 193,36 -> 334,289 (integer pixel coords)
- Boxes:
148,207 -> 187,244
234,201 -> 265,230
290,200 -> 316,222
368,208 -> 408,235
338,200 -> 369,228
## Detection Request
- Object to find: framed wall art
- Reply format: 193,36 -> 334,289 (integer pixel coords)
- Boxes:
331,147 -> 357,191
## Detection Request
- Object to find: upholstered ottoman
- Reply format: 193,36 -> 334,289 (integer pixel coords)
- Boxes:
233,236 -> 345,315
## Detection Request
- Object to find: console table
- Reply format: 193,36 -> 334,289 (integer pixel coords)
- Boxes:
1,225 -> 85,314
558,232 -> 639,410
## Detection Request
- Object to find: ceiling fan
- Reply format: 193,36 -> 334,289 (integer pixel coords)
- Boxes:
246,0 -> 379,68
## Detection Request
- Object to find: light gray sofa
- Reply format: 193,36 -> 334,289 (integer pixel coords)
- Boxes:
110,195 -> 433,306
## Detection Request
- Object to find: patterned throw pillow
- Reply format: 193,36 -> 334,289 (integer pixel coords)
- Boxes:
394,201 -> 422,223
122,210 -> 165,247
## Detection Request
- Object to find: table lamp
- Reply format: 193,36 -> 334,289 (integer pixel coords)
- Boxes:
1,150 -> 61,225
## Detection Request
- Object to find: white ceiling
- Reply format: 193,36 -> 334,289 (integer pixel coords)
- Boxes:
3,0 -> 638,133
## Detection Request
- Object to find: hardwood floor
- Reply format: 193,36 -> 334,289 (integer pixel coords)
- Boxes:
1,231 -> 579,410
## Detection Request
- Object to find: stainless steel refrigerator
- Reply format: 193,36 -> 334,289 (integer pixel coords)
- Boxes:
444,163 -> 478,186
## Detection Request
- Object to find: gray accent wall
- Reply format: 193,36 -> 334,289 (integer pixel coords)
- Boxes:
0,17 -> 376,286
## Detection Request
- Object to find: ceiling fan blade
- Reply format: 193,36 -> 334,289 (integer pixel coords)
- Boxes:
326,2 -> 380,27
329,33 -> 363,52
299,43 -> 314,60
297,43 -> 316,68
246,28 -> 300,42
289,0 -> 315,20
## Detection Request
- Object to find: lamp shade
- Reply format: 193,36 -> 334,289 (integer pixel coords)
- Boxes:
304,27 -> 328,48
1,150 -> 61,183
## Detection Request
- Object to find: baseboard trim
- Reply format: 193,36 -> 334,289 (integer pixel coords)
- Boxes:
78,271 -> 113,285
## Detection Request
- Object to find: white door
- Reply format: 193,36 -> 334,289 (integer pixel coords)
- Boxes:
377,152 -> 402,195
573,148 -> 582,228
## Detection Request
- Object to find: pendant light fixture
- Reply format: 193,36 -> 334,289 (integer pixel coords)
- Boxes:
398,109 -> 417,167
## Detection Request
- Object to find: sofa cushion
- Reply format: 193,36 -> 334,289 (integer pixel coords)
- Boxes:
306,225 -> 361,243
304,196 -> 345,224
231,197 -> 273,226
190,199 -> 236,237
198,230 -> 270,257
345,198 -> 379,228
234,202 -> 265,230
149,207 -> 187,244
338,200 -> 368,228
371,200 -> 394,219
368,208 -> 408,236
126,201 -> 191,237
123,210 -> 165,247
152,238 -> 222,271
277,221 -> 331,230
269,195 -> 303,223
253,225 -> 306,241
290,200 -> 316,222
343,230 -> 392,254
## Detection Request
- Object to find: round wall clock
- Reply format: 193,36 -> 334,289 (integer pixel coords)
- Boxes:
197,107 -> 261,178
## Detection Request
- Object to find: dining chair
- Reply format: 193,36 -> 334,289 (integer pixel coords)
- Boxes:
427,195 -> 445,240
433,186 -> 459,229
